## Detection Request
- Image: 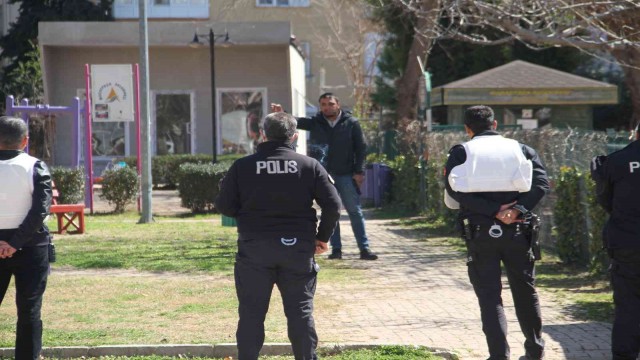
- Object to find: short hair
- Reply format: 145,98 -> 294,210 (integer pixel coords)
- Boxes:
318,92 -> 339,103
464,105 -> 494,134
0,116 -> 28,149
263,112 -> 297,142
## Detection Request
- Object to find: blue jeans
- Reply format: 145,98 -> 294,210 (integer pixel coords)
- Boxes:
330,175 -> 370,252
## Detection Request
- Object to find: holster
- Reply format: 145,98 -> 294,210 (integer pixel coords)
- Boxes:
524,213 -> 542,261
460,218 -> 474,264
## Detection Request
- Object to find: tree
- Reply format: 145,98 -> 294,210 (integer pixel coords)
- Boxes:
0,0 -> 114,107
310,0 -> 386,117
395,0 -> 640,129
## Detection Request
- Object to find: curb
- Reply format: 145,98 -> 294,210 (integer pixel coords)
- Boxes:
0,343 -> 460,359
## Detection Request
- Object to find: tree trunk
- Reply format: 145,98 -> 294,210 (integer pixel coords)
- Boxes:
395,0 -> 438,136
612,46 -> 640,130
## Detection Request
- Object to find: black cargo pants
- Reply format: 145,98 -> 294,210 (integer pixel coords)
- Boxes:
610,249 -> 640,360
0,245 -> 50,360
235,235 -> 318,360
465,224 -> 544,360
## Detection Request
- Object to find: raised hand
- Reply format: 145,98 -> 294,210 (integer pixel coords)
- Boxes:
270,103 -> 284,113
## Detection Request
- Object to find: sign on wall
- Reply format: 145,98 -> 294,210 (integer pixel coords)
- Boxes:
91,64 -> 134,122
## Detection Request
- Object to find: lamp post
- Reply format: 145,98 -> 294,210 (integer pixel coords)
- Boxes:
190,29 -> 231,163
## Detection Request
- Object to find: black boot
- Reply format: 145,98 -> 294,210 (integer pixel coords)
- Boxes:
328,249 -> 342,259
360,249 -> 378,260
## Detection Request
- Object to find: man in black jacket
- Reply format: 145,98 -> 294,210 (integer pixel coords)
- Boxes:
215,112 -> 341,360
591,129 -> 640,360
271,94 -> 378,260
444,106 -> 549,360
0,116 -> 53,360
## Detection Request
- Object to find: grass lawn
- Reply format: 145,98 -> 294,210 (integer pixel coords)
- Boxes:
0,212 -> 365,347
34,346 -> 445,359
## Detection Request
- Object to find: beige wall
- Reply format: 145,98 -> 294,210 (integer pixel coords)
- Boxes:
212,0 -> 364,110
42,43 -> 294,165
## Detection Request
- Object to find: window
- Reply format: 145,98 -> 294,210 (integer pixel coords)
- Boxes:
256,0 -> 310,7
363,32 -> 384,85
299,42 -> 311,78
113,0 -> 209,19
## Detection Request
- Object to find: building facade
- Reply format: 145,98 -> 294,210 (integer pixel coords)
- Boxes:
38,0 -> 375,167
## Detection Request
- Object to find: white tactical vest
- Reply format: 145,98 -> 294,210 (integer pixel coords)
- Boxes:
0,153 -> 37,229
448,135 -> 533,194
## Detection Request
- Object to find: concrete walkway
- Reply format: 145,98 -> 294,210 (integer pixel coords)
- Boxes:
317,215 -> 612,360
94,191 -> 613,359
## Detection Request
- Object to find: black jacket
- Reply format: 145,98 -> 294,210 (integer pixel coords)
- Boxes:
0,150 -> 52,249
297,111 -> 367,176
214,141 -> 341,242
591,140 -> 640,249
444,131 -> 550,225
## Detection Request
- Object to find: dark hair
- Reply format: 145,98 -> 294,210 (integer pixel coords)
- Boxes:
464,105 -> 494,134
0,116 -> 28,149
263,112 -> 297,142
318,92 -> 339,103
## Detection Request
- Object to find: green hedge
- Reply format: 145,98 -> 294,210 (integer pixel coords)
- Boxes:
553,166 -> 608,270
583,172 -> 608,273
120,154 -> 243,188
177,161 -> 232,213
50,167 -> 84,204
554,166 -> 586,264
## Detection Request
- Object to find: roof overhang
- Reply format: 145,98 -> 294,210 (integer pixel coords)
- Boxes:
38,21 -> 292,47
431,87 -> 619,106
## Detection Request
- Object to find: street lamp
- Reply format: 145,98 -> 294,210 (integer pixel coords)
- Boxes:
189,29 -> 231,163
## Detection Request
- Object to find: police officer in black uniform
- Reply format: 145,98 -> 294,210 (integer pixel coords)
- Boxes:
591,127 -> 640,360
0,116 -> 53,360
444,106 -> 549,360
215,112 -> 341,360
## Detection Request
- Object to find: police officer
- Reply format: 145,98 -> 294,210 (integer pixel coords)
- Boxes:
591,126 -> 640,360
444,106 -> 549,360
0,116 -> 53,360
215,112 -> 341,360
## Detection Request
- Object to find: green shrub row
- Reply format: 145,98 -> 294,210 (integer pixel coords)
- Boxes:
50,167 -> 85,204
177,161 -> 232,213
120,154 -> 243,188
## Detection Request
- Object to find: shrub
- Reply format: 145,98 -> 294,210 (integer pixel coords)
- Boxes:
583,172 -> 609,273
100,166 -> 139,213
554,166 -> 588,264
425,159 -> 458,228
50,167 -> 84,204
119,154 -> 243,188
177,161 -> 232,213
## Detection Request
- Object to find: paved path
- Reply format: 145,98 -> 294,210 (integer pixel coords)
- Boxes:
315,215 -> 612,360
94,191 -> 613,359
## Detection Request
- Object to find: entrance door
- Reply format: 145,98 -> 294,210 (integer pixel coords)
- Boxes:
154,92 -> 193,155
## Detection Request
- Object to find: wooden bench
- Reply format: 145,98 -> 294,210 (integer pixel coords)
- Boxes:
50,182 -> 85,234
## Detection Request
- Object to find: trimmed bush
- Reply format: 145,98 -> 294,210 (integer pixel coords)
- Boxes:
50,167 -> 84,204
583,172 -> 609,273
120,153 -> 243,188
177,161 -> 232,213
100,166 -> 139,213
554,166 -> 588,264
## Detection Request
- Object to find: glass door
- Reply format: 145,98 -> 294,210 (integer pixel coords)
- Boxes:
153,92 -> 193,155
